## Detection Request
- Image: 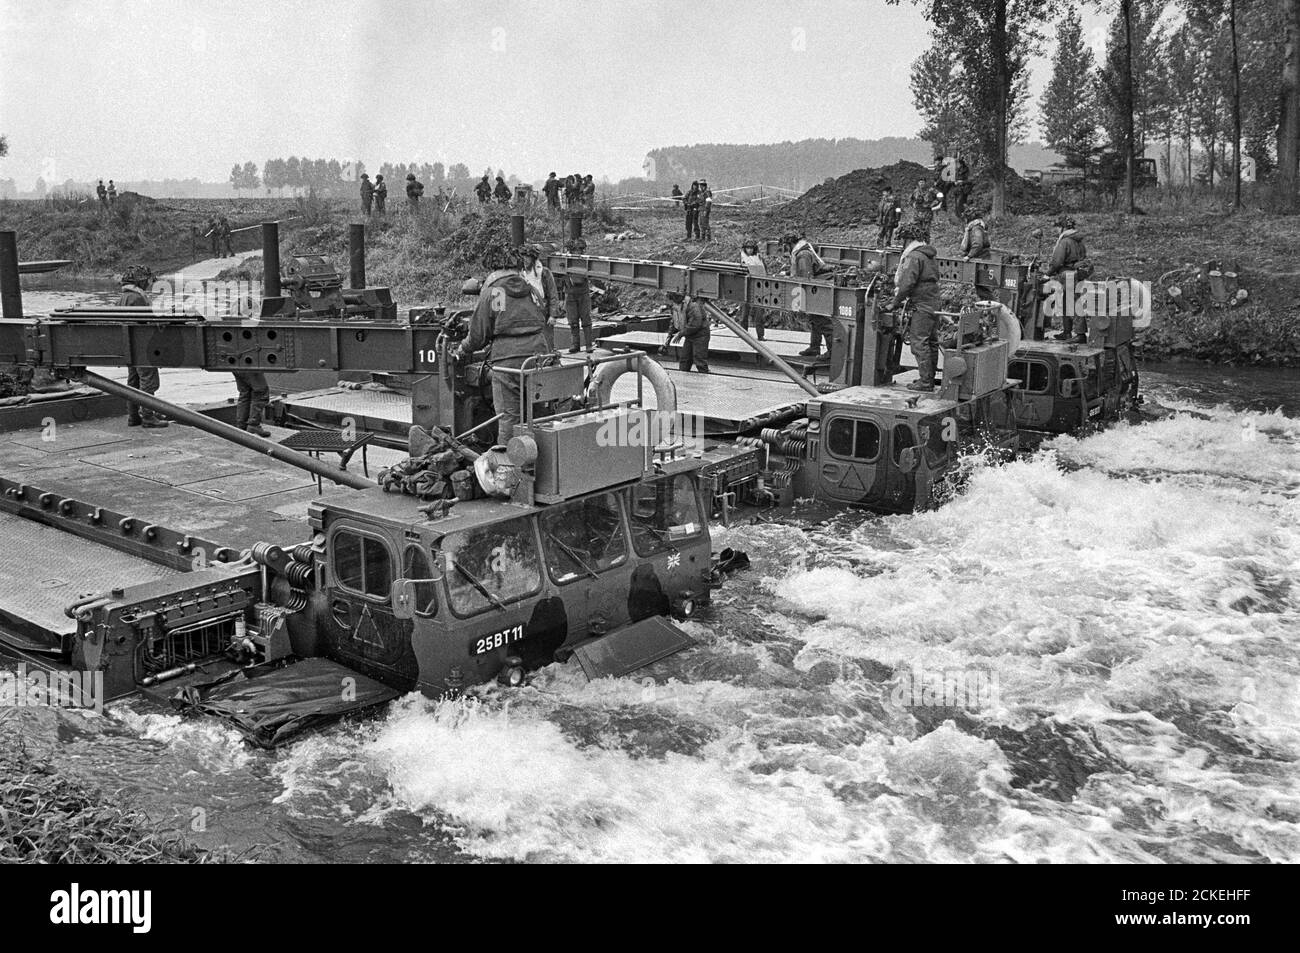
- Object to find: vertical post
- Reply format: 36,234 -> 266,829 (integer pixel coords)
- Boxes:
349,223 -> 366,289
261,222 -> 281,298
0,231 -> 21,320
567,213 -> 583,241
509,214 -> 525,248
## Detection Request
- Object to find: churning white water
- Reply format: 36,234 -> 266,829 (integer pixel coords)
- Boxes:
12,389 -> 1299,863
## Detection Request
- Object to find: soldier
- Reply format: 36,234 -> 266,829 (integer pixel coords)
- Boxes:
683,181 -> 701,239
881,223 -> 943,392
206,215 -> 221,257
788,232 -> 834,357
563,174 -> 577,208
233,370 -> 271,436
107,180 -> 117,204
373,174 -> 388,215
521,244 -> 559,349
909,177 -> 941,244
738,239 -> 767,340
494,175 -> 511,204
119,266 -> 168,428
405,172 -> 424,211
581,174 -> 595,210
359,173 -> 374,217
96,180 -> 108,207
217,215 -> 234,256
960,207 -> 994,302
662,291 -> 710,373
699,179 -> 713,240
1046,215 -> 1090,343
475,174 -> 492,204
562,237 -> 594,353
952,157 -> 971,219
876,186 -> 901,247
670,184 -> 683,204
453,244 -> 553,445
543,172 -> 560,210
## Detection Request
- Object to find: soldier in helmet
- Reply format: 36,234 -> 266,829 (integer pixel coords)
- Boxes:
959,207 -> 994,302
216,214 -> 234,257
453,244 -> 554,445
405,172 -> 424,211
880,222 -> 942,392
738,239 -> 767,340
373,174 -> 388,215
522,244 -> 559,350
360,173 -> 374,217
493,175 -> 511,204
661,290 -> 710,373
1045,214 -> 1090,342
909,177 -> 941,244
96,180 -> 108,207
476,174 -> 492,204
786,231 -> 834,357
119,266 -> 168,428
876,186 -> 901,247
562,237 -> 594,353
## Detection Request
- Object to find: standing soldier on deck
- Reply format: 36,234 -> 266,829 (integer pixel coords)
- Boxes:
373,174 -> 388,215
787,232 -> 834,357
562,237 -> 594,353
959,207 -> 994,301
233,369 -> 271,437
738,239 -> 768,340
453,244 -> 554,445
876,186 -> 901,247
119,266 -> 168,429
1046,215 -> 1090,343
522,244 -> 559,350
359,173 -> 374,217
881,223 -> 943,392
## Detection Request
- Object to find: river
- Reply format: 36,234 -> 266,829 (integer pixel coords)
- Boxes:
4,283 -> 1298,863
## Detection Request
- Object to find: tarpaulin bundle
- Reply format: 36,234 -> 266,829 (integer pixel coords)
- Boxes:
170,657 -> 400,748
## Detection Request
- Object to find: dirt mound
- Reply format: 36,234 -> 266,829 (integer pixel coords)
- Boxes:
771,160 -> 1061,228
968,168 -> 1060,216
770,160 -> 933,229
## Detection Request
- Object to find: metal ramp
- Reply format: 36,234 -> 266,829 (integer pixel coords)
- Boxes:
0,510 -> 179,652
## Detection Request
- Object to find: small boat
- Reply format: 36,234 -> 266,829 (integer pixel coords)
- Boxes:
18,259 -> 73,274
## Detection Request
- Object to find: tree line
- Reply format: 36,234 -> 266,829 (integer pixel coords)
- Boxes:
908,0 -> 1293,214
231,158 -> 521,197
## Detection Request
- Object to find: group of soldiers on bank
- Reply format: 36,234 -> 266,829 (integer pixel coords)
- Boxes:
204,214 -> 235,257
539,173 -> 596,212
668,181 -> 714,241
95,179 -> 118,208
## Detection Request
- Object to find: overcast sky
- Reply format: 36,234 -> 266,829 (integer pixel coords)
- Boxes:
0,0 -> 1108,187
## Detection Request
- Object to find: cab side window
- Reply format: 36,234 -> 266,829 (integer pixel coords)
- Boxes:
892,424 -> 916,465
826,417 -> 881,462
629,474 -> 703,556
1008,359 -> 1049,394
333,530 -> 393,599
401,545 -> 439,617
443,517 -> 542,616
540,492 -> 628,583
919,415 -> 952,467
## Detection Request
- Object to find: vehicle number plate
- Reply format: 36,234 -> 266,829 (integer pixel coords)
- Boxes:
471,624 -> 525,655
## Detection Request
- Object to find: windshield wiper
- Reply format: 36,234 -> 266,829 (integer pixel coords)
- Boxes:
452,561 -> 509,613
550,538 -> 599,579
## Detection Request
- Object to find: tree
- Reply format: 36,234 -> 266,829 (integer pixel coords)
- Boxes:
910,39 -> 972,159
1278,1 -> 1300,206
1040,7 -> 1099,167
904,0 -> 1049,216
229,163 -> 243,193
0,135 -> 8,158
284,156 -> 302,195
242,161 -> 260,192
1095,0 -> 1163,211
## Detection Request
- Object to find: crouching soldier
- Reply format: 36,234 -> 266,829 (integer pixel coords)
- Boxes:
881,224 -> 943,392
662,291 -> 710,373
453,245 -> 554,445
119,266 -> 168,428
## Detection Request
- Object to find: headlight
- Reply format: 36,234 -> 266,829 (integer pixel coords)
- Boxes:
497,656 -> 525,687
